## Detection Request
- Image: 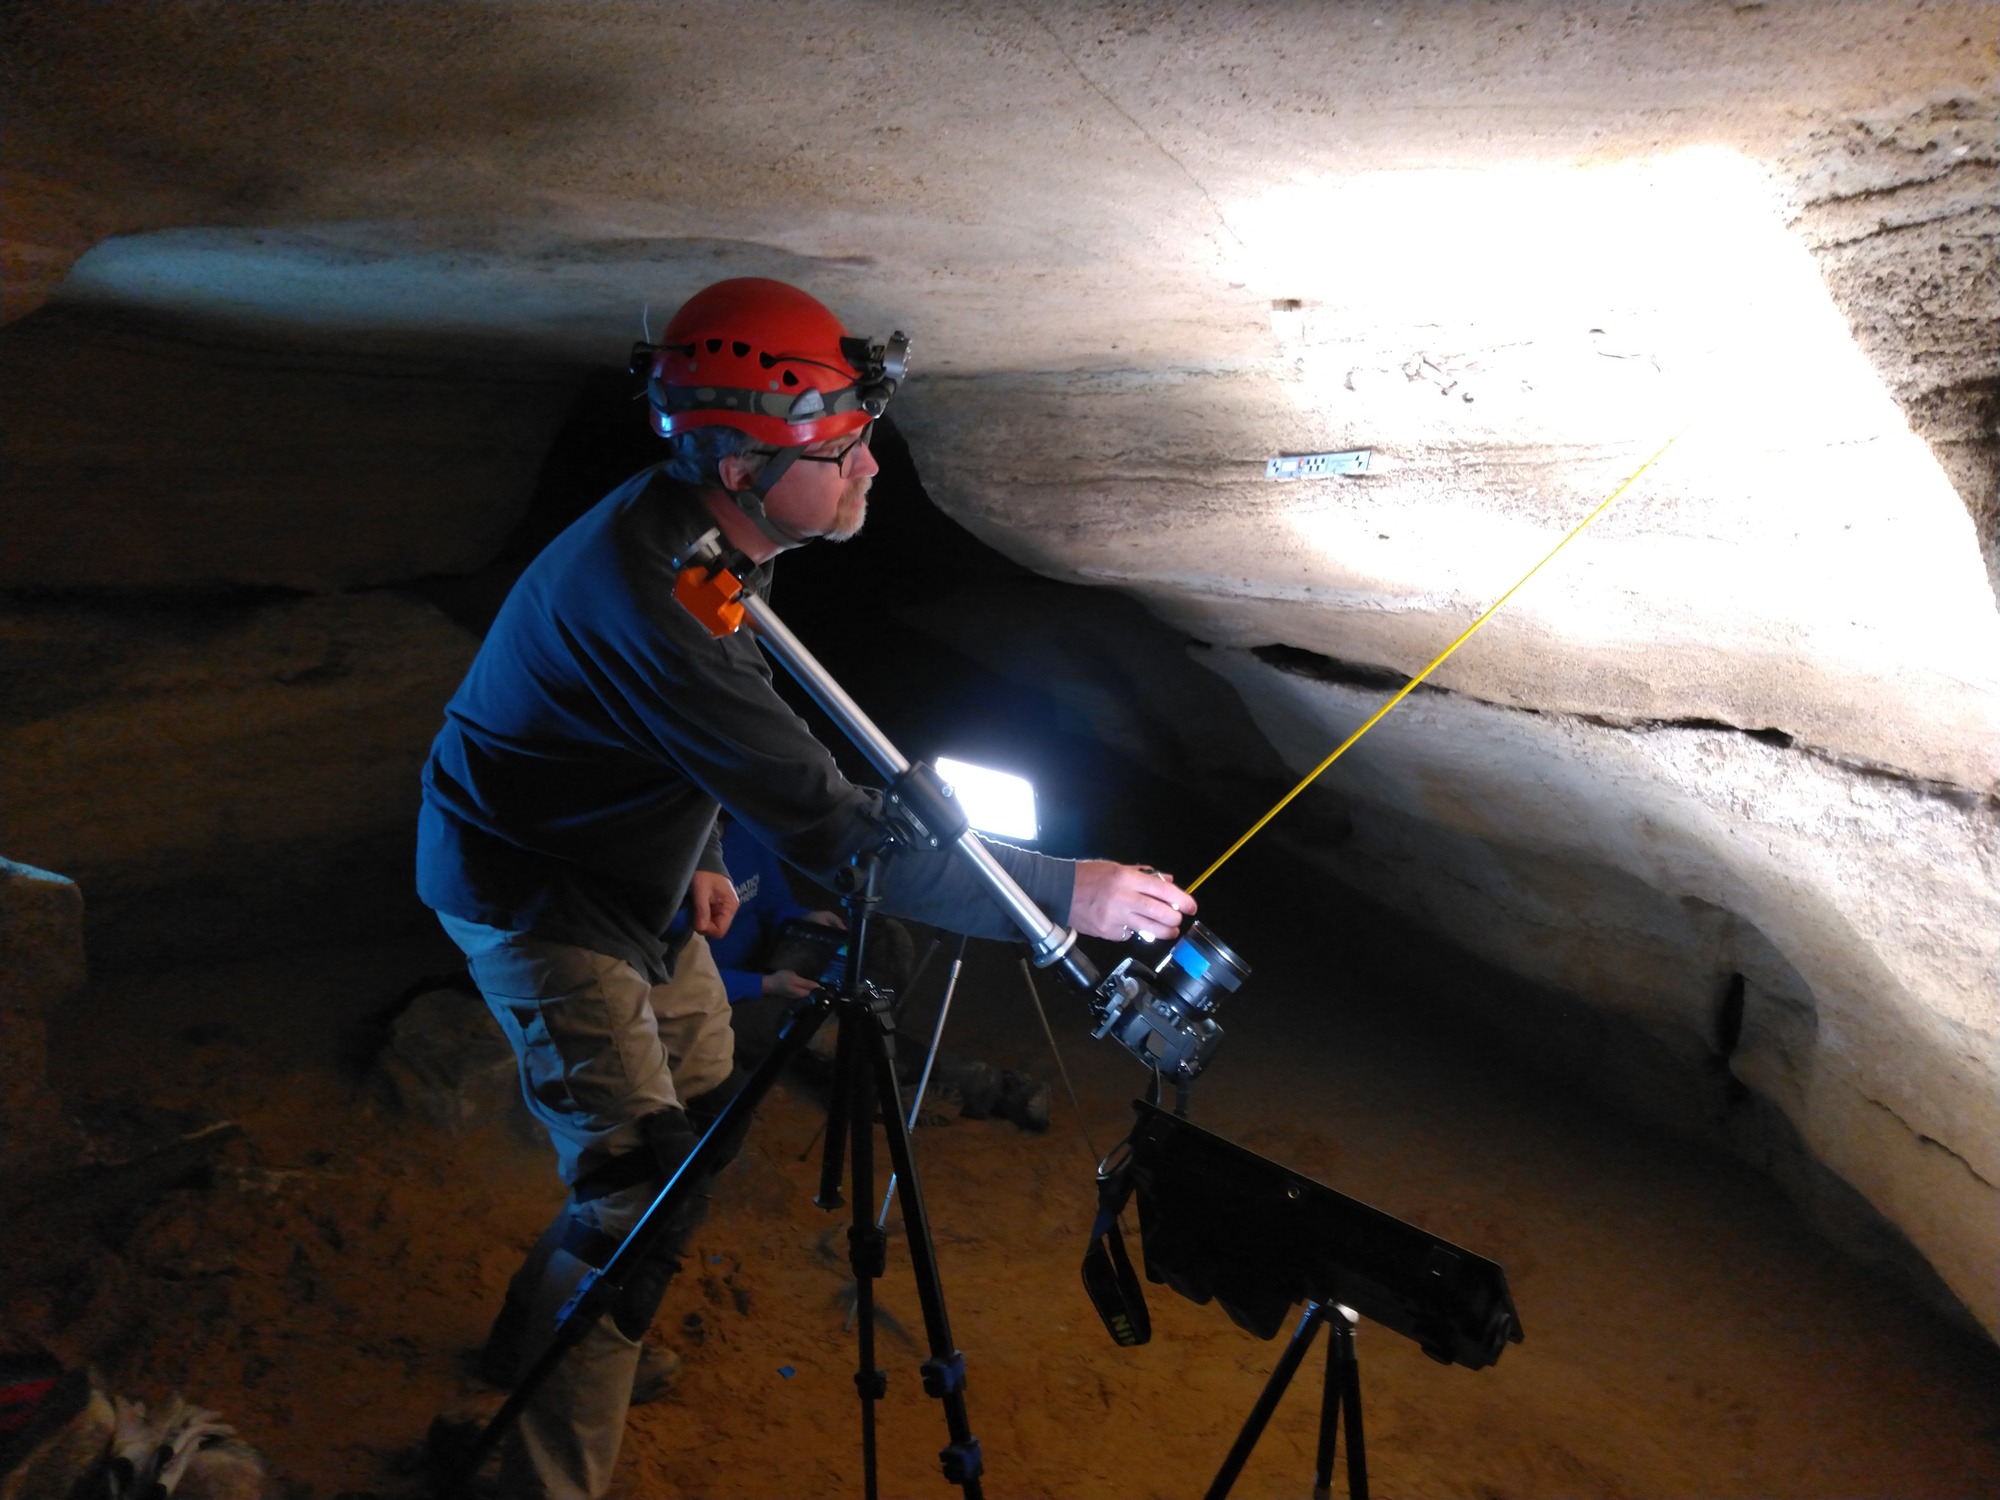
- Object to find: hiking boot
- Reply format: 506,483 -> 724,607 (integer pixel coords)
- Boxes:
628,1342 -> 683,1406
427,1392 -> 505,1486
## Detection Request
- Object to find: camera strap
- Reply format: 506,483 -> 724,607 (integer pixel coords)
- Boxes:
1081,1136 -> 1151,1347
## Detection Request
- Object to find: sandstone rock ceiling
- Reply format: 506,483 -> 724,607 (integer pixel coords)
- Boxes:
2,2 -> 1996,1340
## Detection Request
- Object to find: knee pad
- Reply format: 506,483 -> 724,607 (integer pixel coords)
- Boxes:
610,1242 -> 677,1340
608,1184 -> 712,1339
683,1066 -> 755,1174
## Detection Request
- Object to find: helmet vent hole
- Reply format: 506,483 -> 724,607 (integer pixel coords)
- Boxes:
705,338 -> 723,353
782,371 -> 799,386
758,352 -> 778,368
733,341 -> 751,357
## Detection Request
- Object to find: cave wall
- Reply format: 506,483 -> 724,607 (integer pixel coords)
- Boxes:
877,565 -> 1998,1334
0,307 -> 580,591
1203,652 -> 1998,1330
1,2 -> 1994,1338
0,590 -> 480,970
1782,98 -> 2000,596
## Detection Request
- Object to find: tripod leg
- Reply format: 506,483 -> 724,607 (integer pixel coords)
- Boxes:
846,1009 -> 888,1500
1204,1301 -> 1328,1500
1334,1311 -> 1368,1500
450,993 -> 829,1496
815,1000 -> 855,1210
879,934 -> 969,1227
861,1014 -> 986,1500
1314,1310 -> 1340,1500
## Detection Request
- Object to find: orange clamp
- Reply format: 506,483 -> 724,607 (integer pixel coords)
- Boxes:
673,563 -> 746,638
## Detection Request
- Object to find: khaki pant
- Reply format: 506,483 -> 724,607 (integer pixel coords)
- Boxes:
468,933 -> 735,1184
452,929 -> 735,1499
498,1177 -> 676,1500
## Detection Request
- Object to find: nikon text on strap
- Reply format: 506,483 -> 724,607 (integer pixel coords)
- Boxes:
1081,1134 -> 1150,1347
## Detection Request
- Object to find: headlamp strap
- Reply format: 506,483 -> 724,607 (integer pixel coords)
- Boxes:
733,446 -> 809,550
750,445 -> 803,500
1081,1134 -> 1151,1347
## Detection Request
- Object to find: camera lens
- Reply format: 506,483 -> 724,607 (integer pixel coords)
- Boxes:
1155,922 -> 1249,1015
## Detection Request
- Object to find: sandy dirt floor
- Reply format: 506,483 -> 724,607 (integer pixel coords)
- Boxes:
7,889 -> 1998,1500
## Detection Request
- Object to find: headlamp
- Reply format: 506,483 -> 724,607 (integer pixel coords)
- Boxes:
841,330 -> 912,416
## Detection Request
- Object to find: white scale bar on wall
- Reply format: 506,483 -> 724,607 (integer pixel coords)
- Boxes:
1265,449 -> 1372,480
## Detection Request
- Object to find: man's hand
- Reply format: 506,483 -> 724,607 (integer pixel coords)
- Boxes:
1069,861 -> 1196,943
688,871 -> 740,939
761,969 -> 819,999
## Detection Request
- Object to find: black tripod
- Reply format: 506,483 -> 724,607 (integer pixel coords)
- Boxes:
1205,1302 -> 1368,1500
813,851 -> 984,1499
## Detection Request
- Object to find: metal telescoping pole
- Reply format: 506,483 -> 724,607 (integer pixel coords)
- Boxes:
731,586 -> 1110,1500
738,595 -> 1095,987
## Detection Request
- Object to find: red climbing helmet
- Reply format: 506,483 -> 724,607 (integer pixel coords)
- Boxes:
637,278 -> 909,447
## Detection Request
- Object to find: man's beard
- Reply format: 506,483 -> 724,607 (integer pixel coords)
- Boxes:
825,479 -> 871,543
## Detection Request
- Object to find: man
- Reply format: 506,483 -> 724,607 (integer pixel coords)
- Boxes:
416,277 -> 1192,1498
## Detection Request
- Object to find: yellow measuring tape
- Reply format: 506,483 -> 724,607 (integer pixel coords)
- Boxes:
1185,429 -> 1684,895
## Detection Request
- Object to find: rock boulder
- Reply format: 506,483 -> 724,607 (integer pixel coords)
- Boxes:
0,858 -> 88,1172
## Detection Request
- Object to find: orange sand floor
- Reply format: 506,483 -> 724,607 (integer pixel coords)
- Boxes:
9,927 -> 1999,1498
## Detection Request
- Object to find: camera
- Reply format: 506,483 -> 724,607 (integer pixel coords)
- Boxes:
1090,922 -> 1249,1082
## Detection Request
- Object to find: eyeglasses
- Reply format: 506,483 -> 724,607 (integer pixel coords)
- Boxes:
792,425 -> 873,471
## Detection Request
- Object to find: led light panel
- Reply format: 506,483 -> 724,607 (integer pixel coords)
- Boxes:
935,756 -> 1038,841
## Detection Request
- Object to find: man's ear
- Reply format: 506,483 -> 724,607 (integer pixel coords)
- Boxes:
716,453 -> 755,493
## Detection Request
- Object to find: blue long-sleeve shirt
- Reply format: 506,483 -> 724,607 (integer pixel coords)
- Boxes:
416,466 -> 1074,981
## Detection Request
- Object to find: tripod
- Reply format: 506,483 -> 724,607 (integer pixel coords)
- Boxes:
813,852 -> 984,1499
1205,1302 -> 1368,1500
